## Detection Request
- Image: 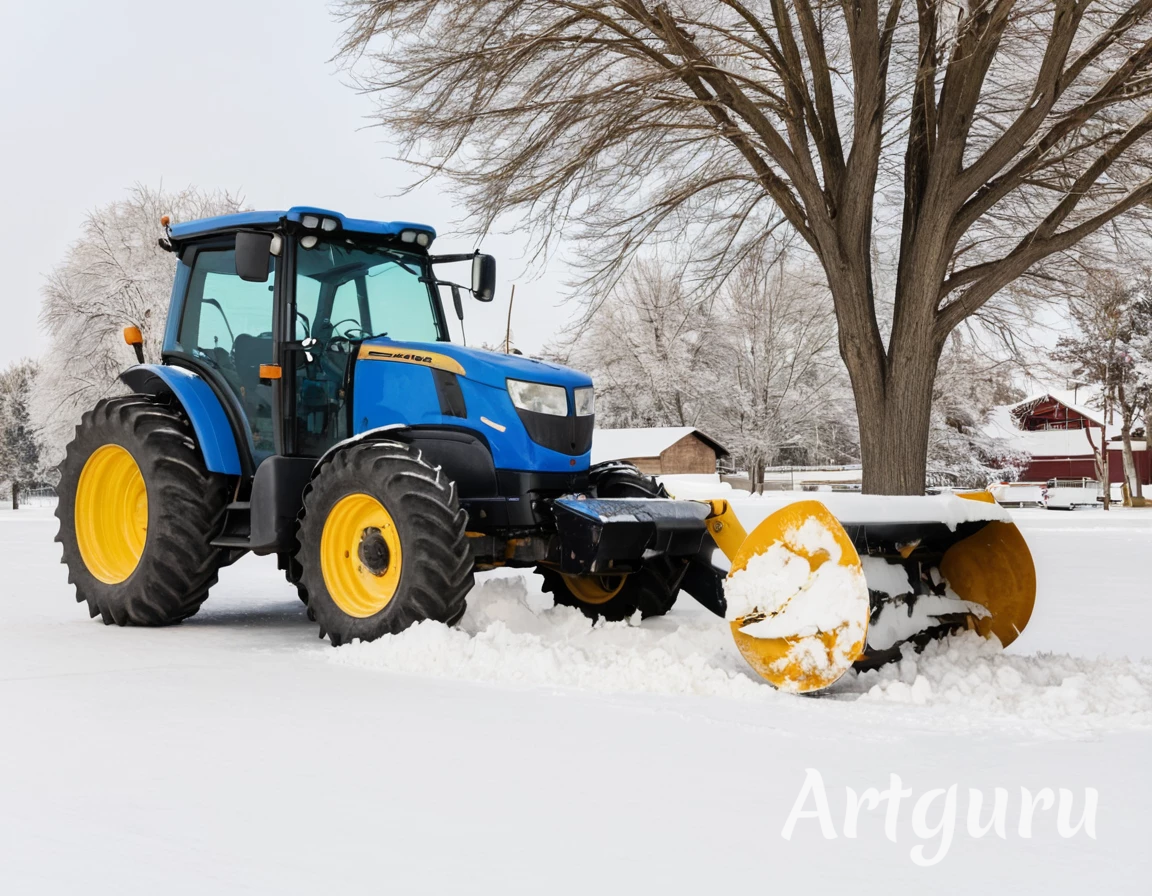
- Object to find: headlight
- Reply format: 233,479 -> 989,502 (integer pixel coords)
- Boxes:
507,379 -> 568,416
574,386 -> 594,417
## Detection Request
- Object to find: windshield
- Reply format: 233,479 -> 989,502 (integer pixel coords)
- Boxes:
294,239 -> 443,344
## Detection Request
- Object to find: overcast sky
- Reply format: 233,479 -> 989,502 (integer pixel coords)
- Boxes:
0,0 -> 571,368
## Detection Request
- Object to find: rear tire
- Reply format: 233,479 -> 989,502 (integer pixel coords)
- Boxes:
296,441 -> 473,646
539,462 -> 687,622
55,396 -> 232,626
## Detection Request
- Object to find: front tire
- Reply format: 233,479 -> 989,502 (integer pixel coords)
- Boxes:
296,441 -> 473,646
55,396 -> 232,625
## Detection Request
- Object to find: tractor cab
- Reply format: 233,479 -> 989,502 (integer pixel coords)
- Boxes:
156,208 -> 491,465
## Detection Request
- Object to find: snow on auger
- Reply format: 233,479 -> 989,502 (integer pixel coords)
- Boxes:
53,207 -> 1036,693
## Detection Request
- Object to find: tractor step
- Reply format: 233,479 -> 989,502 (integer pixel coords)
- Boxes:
210,535 -> 251,549
211,500 -> 252,549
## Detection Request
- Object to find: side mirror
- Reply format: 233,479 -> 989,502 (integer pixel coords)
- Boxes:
236,231 -> 273,283
472,254 -> 496,302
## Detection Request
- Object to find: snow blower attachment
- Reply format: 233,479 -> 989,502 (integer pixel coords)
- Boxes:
697,492 -> 1037,693
54,206 -> 1037,699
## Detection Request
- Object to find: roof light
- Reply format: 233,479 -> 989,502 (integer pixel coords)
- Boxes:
301,214 -> 320,229
300,235 -> 318,249
415,232 -> 431,247
321,217 -> 339,232
399,229 -> 417,243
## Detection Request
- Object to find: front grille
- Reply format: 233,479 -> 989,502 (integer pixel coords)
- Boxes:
515,409 -> 594,456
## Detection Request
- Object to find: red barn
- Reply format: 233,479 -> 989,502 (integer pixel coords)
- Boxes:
986,392 -> 1150,485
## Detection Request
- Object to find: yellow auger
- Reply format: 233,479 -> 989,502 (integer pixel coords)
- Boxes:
698,492 -> 1037,694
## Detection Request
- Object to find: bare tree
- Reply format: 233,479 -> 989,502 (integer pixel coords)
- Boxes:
0,360 -> 44,509
929,334 -> 1027,488
554,253 -> 854,485
34,185 -> 241,463
554,257 -> 725,428
714,254 -> 847,490
1051,272 -> 1149,508
338,0 -> 1152,493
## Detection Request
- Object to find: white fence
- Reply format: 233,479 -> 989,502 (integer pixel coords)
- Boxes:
0,486 -> 58,508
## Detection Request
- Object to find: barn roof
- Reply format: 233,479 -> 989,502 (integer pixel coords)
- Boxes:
591,427 -> 729,465
1010,390 -> 1107,427
984,406 -> 1104,456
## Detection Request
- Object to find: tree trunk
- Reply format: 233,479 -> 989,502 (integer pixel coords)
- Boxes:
1142,393 -> 1151,500
1121,421 -> 1138,506
11,481 -> 18,511
854,377 -> 937,495
843,320 -> 940,496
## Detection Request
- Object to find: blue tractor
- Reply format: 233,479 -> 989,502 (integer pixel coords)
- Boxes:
54,207 -> 1036,693
54,208 -> 723,648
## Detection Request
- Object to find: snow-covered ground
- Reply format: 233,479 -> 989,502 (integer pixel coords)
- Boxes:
1,504 -> 1149,893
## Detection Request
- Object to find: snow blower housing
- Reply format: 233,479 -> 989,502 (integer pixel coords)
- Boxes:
53,207 -> 1036,693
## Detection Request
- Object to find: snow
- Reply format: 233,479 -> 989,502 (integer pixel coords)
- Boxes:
839,632 -> 1152,733
1013,389 -> 1109,427
721,516 -> 869,688
984,405 -> 1103,456
592,426 -> 722,464
858,556 -> 991,652
703,490 -> 1009,528
984,402 -> 1148,458
2,503 -> 1151,892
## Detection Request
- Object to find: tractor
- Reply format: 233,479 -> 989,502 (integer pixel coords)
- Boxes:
55,207 -> 1037,693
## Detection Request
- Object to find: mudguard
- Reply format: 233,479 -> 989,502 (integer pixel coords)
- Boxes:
119,364 -> 243,476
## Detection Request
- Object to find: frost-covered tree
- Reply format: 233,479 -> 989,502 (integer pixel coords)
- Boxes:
338,1 -> 1152,495
552,258 -> 725,429
928,336 -> 1027,488
34,185 -> 242,462
713,256 -> 850,489
0,360 -> 45,509
553,254 -> 855,486
1051,272 -> 1150,506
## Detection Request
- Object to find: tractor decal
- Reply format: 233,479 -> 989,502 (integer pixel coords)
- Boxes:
357,345 -> 466,376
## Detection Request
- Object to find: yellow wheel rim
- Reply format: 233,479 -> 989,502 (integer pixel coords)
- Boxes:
562,573 -> 627,605
320,493 -> 403,618
75,444 -> 148,584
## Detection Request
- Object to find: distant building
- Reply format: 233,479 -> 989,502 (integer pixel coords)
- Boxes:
592,427 -> 729,475
984,391 -> 1149,485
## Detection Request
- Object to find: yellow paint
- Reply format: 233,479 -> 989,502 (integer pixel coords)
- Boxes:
74,444 -> 148,584
957,489 -> 997,504
320,493 -> 403,618
940,520 -> 1035,648
561,573 -> 627,605
357,345 -> 466,376
702,499 -> 749,563
725,500 -> 868,693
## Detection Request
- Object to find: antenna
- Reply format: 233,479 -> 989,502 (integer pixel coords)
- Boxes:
505,284 -> 516,353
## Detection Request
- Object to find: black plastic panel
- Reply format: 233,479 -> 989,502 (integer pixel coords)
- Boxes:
514,408 -> 594,456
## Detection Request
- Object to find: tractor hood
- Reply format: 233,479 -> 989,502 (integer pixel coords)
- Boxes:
357,337 -> 593,391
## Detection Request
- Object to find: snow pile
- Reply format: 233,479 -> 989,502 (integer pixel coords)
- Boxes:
840,632 -> 1152,732
859,555 -> 990,651
329,573 -> 1152,733
329,573 -> 771,700
723,517 -> 869,686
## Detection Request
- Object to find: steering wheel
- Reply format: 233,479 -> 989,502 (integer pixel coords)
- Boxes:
327,318 -> 363,338
320,319 -> 370,356
296,311 -> 311,339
